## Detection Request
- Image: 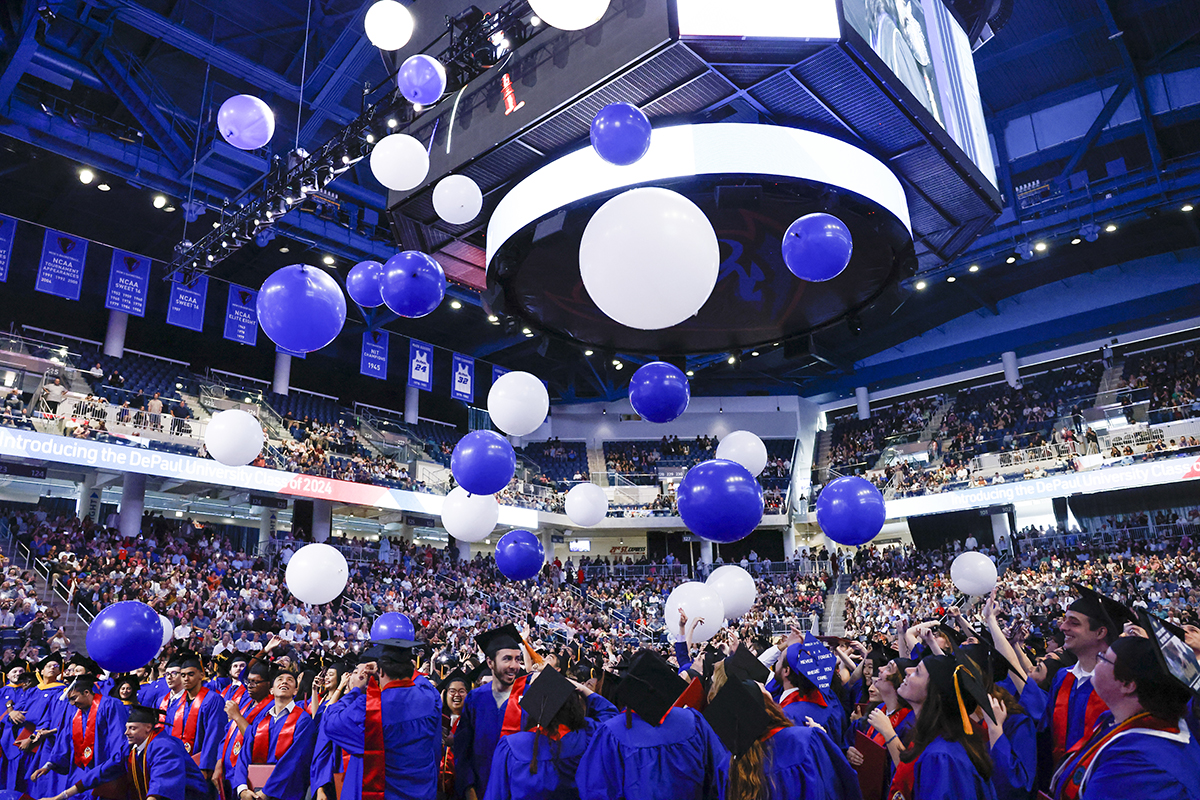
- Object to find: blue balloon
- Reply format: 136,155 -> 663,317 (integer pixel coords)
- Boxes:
257,264 -> 348,353
371,611 -> 415,640
677,459 -> 764,543
347,260 -> 385,308
397,54 -> 447,105
451,430 -> 516,495
381,251 -> 446,318
628,361 -> 690,423
495,529 -> 544,581
814,475 -> 886,546
590,102 -> 652,166
85,601 -> 162,672
781,213 -> 854,282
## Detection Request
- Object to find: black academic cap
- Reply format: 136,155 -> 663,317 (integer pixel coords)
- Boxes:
359,638 -> 424,664
723,645 -> 770,685
703,679 -> 772,758
475,625 -> 523,660
35,652 -> 63,670
1069,584 -> 1136,642
67,654 -> 101,674
568,659 -> 600,684
127,704 -> 166,724
1134,609 -> 1200,698
246,660 -> 272,678
937,622 -> 964,649
922,654 -> 995,735
67,673 -> 98,692
520,667 -> 578,730
465,661 -> 491,686
438,669 -> 470,694
615,650 -> 688,726
957,642 -> 1016,687
178,655 -> 204,672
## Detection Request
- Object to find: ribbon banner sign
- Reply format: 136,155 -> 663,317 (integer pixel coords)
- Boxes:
104,250 -> 151,317
451,353 -> 475,403
361,330 -> 389,379
0,215 -> 16,283
35,229 -> 87,300
492,364 -> 509,384
166,273 -> 208,332
224,283 -> 258,345
408,339 -> 433,391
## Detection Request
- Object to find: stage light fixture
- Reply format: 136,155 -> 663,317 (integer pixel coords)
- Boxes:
1183,204 -> 1193,212
153,194 -> 167,209
450,300 -> 462,309
164,205 -> 176,212
584,349 -> 593,356
1034,241 -> 1047,252
96,183 -> 110,192
78,168 -> 94,184
727,355 -> 736,364
487,315 -> 499,323
1018,243 -> 1035,260
522,327 -> 531,334
686,370 -> 694,377
1071,237 -> 1082,245
614,362 -> 623,370
751,351 -> 760,356
1105,223 -> 1117,232
280,246 -> 290,253
322,255 -> 335,265
968,264 -> 979,272
946,276 -> 956,283
387,118 -> 398,128
1006,256 -> 1016,264
915,280 -> 927,290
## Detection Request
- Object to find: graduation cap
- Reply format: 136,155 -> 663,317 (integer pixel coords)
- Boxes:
127,704 -> 166,725
703,679 -> 771,758
568,659 -> 600,685
957,642 -> 1017,687
519,667 -> 578,730
936,622 -> 965,649
4,659 -> 31,676
67,654 -> 102,675
246,660 -> 272,679
438,669 -> 471,694
723,645 -> 770,685
784,635 -> 835,691
361,638 -> 424,663
177,654 -> 205,673
1069,584 -> 1137,642
614,650 -> 688,726
34,653 -> 63,671
465,662 -> 491,686
1135,609 -> 1200,698
922,654 -> 995,736
475,624 -> 524,660
109,674 -> 141,698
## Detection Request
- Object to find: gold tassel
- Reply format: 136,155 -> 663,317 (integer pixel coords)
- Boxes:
953,665 -> 973,735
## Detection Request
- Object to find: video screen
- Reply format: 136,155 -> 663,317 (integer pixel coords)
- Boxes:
677,0 -> 841,39
568,539 -> 591,552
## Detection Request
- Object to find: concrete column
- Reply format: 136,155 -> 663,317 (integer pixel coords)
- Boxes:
75,473 -> 98,522
404,384 -> 419,425
540,529 -> 554,564
311,499 -> 332,542
259,507 -> 277,552
700,539 -> 713,565
455,538 -> 472,562
273,353 -> 292,396
118,473 -> 146,539
992,512 -> 1012,554
855,386 -> 870,421
103,311 -> 128,359
1002,351 -> 1020,388
782,527 -> 797,559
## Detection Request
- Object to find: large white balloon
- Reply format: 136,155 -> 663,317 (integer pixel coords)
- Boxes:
579,187 -> 718,330
950,551 -> 998,596
705,565 -> 757,619
441,487 -> 499,543
433,175 -> 484,225
565,483 -> 608,527
716,431 -> 769,477
364,0 -> 415,50
204,409 -> 264,466
159,614 -> 174,648
370,134 -> 430,191
664,581 -> 725,643
529,0 -> 610,30
286,543 -> 349,605
487,371 -> 549,437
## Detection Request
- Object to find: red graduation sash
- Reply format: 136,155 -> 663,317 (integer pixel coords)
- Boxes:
869,707 -> 911,747
1052,712 -> 1177,800
362,676 -> 416,800
158,690 -> 177,712
170,687 -> 210,754
72,694 -> 102,768
226,698 -> 272,766
438,717 -> 458,796
780,688 -> 827,708
499,675 -> 528,738
1051,672 -> 1108,764
250,706 -> 304,764
530,724 -> 572,741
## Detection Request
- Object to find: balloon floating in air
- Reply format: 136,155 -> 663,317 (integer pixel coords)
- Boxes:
487,371 -> 549,437
451,430 -> 517,495
715,431 -> 768,477
590,102 -> 652,166
205,409 -> 264,467
782,213 -> 853,282
286,543 -> 349,605
628,361 -> 690,423
364,0 -> 415,50
159,614 -> 174,649
495,529 -> 544,581
433,175 -> 484,225
705,565 -> 757,619
381,251 -> 446,318
677,459 -> 764,543
529,0 -> 610,30
565,482 -> 608,527
86,601 -> 162,672
370,133 -> 429,191
371,612 -> 415,640
441,486 -> 499,543
347,260 -> 386,308
950,551 -> 998,596
257,264 -> 347,353
814,475 -> 886,546
217,95 -> 275,150
664,582 -> 725,643
397,54 -> 447,105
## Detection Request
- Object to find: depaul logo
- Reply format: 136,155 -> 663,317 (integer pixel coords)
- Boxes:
1183,455 -> 1200,480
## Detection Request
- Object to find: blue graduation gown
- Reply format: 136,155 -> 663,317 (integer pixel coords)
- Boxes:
453,683 -> 528,799
138,679 -> 168,708
322,677 -> 442,800
24,682 -> 74,797
76,730 -> 211,800
854,704 -> 916,790
40,695 -> 130,797
1023,669 -> 1105,759
911,737 -> 997,800
162,688 -> 228,770
0,686 -> 31,791
230,705 -> 316,800
989,712 -> 1036,800
1054,712 -> 1200,800
481,693 -> 617,800
575,707 -> 727,800
781,692 -> 846,749
308,698 -> 345,793
747,725 -> 861,800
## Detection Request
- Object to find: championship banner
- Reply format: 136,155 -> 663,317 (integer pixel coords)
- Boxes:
0,215 -> 16,283
224,283 -> 258,345
35,229 -> 87,300
104,250 -> 151,317
451,353 -> 475,403
408,339 -> 433,391
361,331 -> 389,380
166,273 -> 208,332
492,364 -> 509,384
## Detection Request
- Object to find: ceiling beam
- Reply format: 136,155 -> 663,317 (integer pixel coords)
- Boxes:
0,2 -> 39,113
1096,0 -> 1163,175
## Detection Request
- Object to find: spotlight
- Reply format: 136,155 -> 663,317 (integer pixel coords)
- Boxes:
487,315 -> 499,323
387,118 -> 398,128
1080,223 -> 1100,242
968,264 -> 979,272
530,15 -> 541,26
1006,256 -> 1016,264
1018,243 -> 1035,260
280,246 -> 290,253
751,351 -> 760,357
1104,223 -> 1117,232
450,300 -> 462,309
213,222 -> 221,229
413,103 -> 423,113
727,355 -> 736,365
946,276 -> 956,283
153,194 -> 167,209
1071,237 -> 1082,245
78,168 -> 94,184
164,205 -> 176,212
1034,242 -> 1047,252
612,359 -> 621,366
322,255 -> 335,265
96,183 -> 110,192
685,370 -> 694,377
1184,204 -> 1194,212
206,254 -> 215,262
614,362 -> 623,370
584,350 -> 593,356
365,133 -> 376,144
915,280 -> 927,290
522,327 -> 531,334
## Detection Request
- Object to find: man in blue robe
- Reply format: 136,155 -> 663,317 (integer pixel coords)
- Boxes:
772,636 -> 845,746
139,660 -> 180,710
30,675 -> 130,800
163,655 -> 227,778
0,660 -> 34,791
230,671 -> 315,800
213,662 -> 273,800
23,654 -> 73,799
453,625 -> 528,800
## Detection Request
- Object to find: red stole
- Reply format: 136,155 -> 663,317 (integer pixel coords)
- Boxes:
362,676 -> 416,800
170,688 -> 210,753
227,698 -> 273,766
531,724 -> 572,741
499,675 -> 529,738
888,757 -> 917,800
1051,672 -> 1107,764
127,730 -> 160,800
439,716 -> 458,795
780,688 -> 827,708
72,694 -> 102,768
869,707 -> 912,747
1053,712 -> 1178,800
250,706 -> 303,764
157,690 -> 177,712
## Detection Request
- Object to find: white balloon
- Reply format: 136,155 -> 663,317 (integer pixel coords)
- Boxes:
529,0 -> 610,30
579,188 -> 718,330
204,409 -> 264,466
159,614 -> 174,648
433,175 -> 484,225
705,565 -> 757,619
286,543 -> 349,605
565,483 -> 608,527
950,551 -> 998,596
440,487 -> 499,543
364,0 -> 415,50
715,431 -> 768,477
370,134 -> 430,191
487,371 -> 549,437
664,581 -> 725,643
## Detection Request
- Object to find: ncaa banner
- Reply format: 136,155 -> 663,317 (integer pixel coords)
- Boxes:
224,283 -> 259,345
451,353 -> 475,403
104,250 -> 151,317
35,229 -> 87,300
0,215 -> 15,282
166,272 -> 208,331
361,330 -> 389,380
492,364 -> 509,384
408,339 -> 433,391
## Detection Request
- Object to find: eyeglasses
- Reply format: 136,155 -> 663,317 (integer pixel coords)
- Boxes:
1096,651 -> 1115,666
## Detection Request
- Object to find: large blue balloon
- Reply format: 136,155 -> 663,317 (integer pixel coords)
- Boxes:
346,260 -> 385,308
86,601 -> 162,672
495,529 -> 544,581
590,102 -> 652,166
382,251 -> 446,318
628,361 -> 690,423
397,54 -> 447,105
451,430 -> 516,495
257,264 -> 348,353
815,475 -> 886,546
371,611 -> 415,640
781,213 -> 854,282
677,459 -> 764,543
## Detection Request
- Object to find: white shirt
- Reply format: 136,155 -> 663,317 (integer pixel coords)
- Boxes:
236,702 -> 297,795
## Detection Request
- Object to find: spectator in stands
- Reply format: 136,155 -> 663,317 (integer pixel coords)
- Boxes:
42,378 -> 66,414
106,368 -> 124,387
